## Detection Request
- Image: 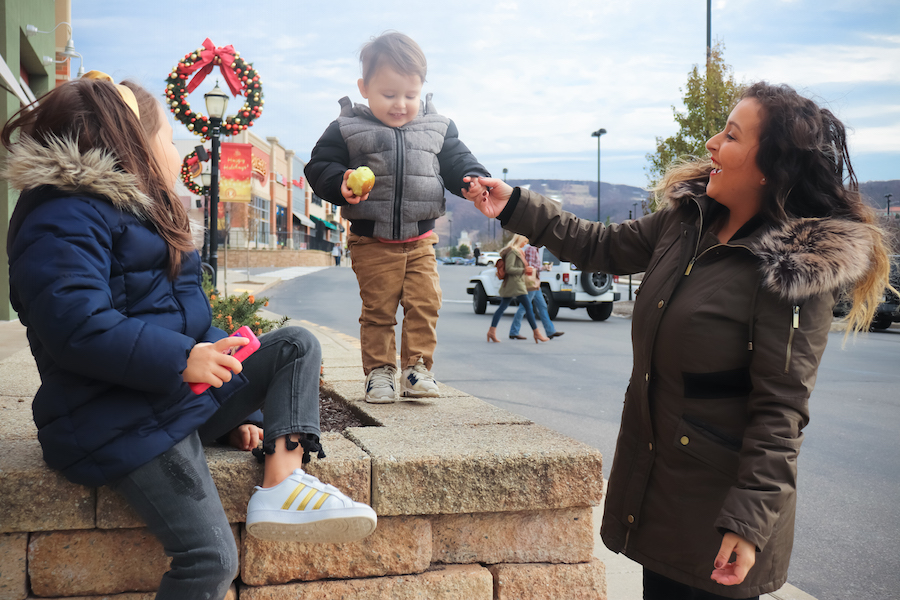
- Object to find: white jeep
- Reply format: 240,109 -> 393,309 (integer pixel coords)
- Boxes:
466,248 -> 621,321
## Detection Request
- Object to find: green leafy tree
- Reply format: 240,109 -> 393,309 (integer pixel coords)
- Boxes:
458,243 -> 471,257
645,42 -> 745,194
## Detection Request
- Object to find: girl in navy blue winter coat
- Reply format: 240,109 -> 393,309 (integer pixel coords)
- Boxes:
3,75 -> 375,599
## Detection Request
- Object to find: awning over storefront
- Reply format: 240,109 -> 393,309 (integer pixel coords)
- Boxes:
310,215 -> 338,231
291,206 -> 315,228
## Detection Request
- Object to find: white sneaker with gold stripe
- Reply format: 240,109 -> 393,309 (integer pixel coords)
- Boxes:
246,468 -> 377,543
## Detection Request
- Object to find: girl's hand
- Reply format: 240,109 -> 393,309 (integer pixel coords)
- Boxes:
227,424 -> 263,451
463,176 -> 513,218
525,266 -> 535,276
183,336 -> 248,388
711,532 -> 756,586
341,169 -> 369,204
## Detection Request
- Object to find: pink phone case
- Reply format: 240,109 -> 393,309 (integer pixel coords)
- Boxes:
189,326 -> 261,394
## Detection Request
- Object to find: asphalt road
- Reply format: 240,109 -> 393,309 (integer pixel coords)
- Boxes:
264,264 -> 900,600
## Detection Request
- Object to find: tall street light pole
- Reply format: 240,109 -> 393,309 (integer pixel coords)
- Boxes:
886,193 -> 893,218
591,129 -> 607,222
499,168 -> 508,242
204,82 -> 229,289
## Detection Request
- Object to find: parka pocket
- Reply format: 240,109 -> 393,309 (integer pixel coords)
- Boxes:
673,415 -> 741,478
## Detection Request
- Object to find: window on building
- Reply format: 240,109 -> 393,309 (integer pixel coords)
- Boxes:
251,196 -> 270,244
312,193 -> 323,207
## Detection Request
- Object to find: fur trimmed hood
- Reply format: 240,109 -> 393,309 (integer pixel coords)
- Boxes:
666,178 -> 874,303
3,135 -> 154,219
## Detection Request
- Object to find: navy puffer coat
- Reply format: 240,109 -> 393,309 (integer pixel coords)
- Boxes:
5,137 -> 247,487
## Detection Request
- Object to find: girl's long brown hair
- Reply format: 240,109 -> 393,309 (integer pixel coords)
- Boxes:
1,78 -> 194,278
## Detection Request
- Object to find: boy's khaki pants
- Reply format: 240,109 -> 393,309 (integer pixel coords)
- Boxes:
348,232 -> 441,375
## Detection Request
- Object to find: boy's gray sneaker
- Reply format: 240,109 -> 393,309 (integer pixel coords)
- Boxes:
400,358 -> 440,399
365,365 -> 397,403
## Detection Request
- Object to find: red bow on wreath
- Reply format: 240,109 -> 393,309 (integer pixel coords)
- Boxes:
177,38 -> 242,96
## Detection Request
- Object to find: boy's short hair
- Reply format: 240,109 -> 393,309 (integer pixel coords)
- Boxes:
360,31 -> 427,84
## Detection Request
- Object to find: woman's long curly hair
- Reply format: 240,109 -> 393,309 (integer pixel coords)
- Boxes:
655,82 -> 893,334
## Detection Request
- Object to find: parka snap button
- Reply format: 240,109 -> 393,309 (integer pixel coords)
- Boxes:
680,436 -> 690,445
645,373 -> 649,382
658,300 -> 665,309
648,442 -> 653,451
627,515 -> 635,524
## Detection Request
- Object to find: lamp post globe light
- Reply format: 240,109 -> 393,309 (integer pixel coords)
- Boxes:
204,81 -> 229,288
591,129 -> 606,222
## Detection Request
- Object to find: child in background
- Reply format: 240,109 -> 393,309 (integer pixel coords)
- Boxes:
306,31 -> 489,403
4,74 -> 376,599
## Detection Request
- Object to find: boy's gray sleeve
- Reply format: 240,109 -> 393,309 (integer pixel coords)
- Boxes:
304,120 -> 351,206
438,119 -> 490,198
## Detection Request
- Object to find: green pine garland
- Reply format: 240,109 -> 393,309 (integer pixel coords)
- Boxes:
165,45 -> 264,141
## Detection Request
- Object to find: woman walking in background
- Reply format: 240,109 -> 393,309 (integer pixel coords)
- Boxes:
487,234 -> 550,343
466,82 -> 893,598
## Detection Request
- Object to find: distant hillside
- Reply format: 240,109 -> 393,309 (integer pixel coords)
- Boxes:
860,180 -> 900,210
438,179 -> 648,248
438,178 -> 900,248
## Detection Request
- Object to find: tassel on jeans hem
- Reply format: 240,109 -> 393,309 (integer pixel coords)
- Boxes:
251,433 -> 326,464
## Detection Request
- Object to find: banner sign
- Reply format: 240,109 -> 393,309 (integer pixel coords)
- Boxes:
219,142 -> 252,203
250,146 -> 270,200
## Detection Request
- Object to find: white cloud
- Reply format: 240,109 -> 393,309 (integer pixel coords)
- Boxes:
71,0 -> 899,185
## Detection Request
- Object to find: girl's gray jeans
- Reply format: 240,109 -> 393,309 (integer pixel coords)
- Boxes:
109,326 -> 322,599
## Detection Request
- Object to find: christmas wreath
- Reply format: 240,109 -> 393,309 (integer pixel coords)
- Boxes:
165,38 -> 264,141
180,148 -> 209,196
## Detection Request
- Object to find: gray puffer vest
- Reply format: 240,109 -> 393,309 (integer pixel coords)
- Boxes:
337,94 -> 450,240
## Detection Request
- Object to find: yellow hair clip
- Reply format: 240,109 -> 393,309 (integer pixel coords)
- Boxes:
82,70 -> 140,119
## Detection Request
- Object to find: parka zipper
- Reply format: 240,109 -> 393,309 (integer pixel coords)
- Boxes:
684,242 -> 753,276
785,305 -> 800,373
684,199 -> 705,275
683,198 -> 755,275
392,128 -> 405,240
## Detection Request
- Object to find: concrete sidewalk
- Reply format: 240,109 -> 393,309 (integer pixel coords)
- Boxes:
0,267 -> 819,600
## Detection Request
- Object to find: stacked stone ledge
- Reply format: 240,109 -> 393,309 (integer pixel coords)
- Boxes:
0,323 -> 607,599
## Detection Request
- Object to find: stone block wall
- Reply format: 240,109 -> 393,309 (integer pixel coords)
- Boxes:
220,249 -> 332,269
0,324 -> 607,600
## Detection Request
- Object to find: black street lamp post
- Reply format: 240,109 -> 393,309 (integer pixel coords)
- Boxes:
591,129 -> 607,222
201,171 -> 211,265
886,193 -> 893,218
204,82 -> 229,289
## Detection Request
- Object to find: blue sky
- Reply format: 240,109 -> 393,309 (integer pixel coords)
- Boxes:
71,0 -> 899,188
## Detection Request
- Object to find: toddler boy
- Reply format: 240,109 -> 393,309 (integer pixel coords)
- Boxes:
305,32 -> 489,403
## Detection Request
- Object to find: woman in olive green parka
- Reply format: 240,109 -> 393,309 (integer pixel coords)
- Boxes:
487,235 -> 550,343
463,83 -> 893,599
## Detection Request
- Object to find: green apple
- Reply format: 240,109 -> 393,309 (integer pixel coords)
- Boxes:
348,166 -> 375,196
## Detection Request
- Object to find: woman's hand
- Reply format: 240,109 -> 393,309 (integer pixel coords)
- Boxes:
463,176 -> 513,218
711,532 -> 756,586
341,169 -> 369,204
183,336 -> 248,388
227,424 -> 263,451
525,266 -> 535,276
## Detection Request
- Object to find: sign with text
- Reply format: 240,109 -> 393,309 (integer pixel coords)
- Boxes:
219,143 -> 252,203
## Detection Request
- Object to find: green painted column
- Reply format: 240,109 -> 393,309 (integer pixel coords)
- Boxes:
1,0 -> 56,320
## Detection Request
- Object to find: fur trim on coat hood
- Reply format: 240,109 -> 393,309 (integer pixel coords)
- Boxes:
666,178 -> 874,303
3,135 -> 154,219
